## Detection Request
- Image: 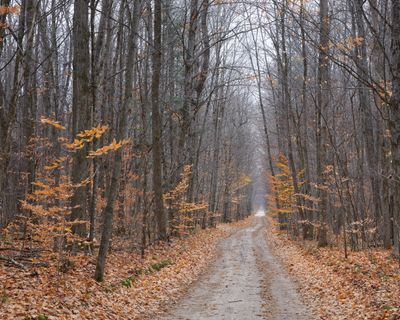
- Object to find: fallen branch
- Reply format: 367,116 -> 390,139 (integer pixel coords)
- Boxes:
0,247 -> 20,251
0,255 -> 27,270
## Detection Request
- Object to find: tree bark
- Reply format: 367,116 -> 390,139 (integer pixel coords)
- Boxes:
151,0 -> 167,240
316,0 -> 329,247
389,0 -> 400,257
70,0 -> 91,237
95,0 -> 142,281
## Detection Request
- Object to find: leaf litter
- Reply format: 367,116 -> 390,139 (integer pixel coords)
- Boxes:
0,219 -> 250,320
266,216 -> 400,320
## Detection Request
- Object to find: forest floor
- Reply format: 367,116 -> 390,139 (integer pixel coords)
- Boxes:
159,212 -> 314,320
160,212 -> 400,320
267,216 -> 400,320
1,213 -> 399,320
0,219 -> 249,320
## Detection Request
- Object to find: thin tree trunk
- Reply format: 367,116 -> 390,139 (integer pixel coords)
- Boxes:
151,0 -> 167,240
316,0 -> 329,247
95,0 -> 142,281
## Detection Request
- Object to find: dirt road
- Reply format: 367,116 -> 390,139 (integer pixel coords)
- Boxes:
160,212 -> 315,320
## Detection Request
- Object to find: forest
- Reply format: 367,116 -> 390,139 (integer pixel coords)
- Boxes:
0,0 -> 399,319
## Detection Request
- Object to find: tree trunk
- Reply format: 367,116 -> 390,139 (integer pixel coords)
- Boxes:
151,0 -> 167,240
95,0 -> 142,281
389,0 -> 400,257
316,0 -> 329,247
70,0 -> 91,237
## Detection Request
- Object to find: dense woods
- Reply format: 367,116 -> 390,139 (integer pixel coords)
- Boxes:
0,0 -> 255,281
1,0 -> 400,319
0,0 -> 400,315
255,0 -> 400,258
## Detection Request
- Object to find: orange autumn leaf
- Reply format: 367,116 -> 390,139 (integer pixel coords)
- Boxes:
0,5 -> 20,15
87,139 -> 130,158
40,116 -> 66,130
